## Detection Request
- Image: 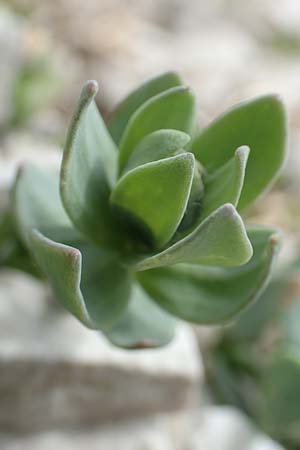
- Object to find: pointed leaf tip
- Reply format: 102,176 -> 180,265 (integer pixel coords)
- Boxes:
201,145 -> 250,220
30,229 -> 131,330
134,203 -> 252,271
81,80 -> 99,101
60,78 -> 120,247
138,226 -> 281,324
111,153 -> 195,249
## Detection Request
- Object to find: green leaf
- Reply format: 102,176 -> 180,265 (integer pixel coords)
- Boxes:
0,208 -> 39,277
104,283 -> 176,349
118,86 -> 196,171
226,275 -> 286,342
191,95 -> 287,210
13,164 -> 78,246
138,227 -> 281,324
176,160 -> 204,233
262,355 -> 300,442
60,80 -> 122,248
31,230 -> 131,329
134,204 -> 252,271
107,71 -> 183,145
202,146 -> 249,219
110,153 -> 195,249
124,129 -> 190,173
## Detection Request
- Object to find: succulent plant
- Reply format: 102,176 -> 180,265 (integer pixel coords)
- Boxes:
10,72 -> 286,349
206,262 -> 300,448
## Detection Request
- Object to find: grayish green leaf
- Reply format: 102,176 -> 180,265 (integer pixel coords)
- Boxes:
191,95 -> 287,210
105,283 -> 176,349
202,146 -> 249,219
60,80 -> 122,247
31,230 -> 131,330
118,86 -> 196,171
138,227 -> 280,323
123,129 -> 190,173
108,71 -> 183,144
111,153 -> 195,249
134,204 -> 252,271
13,163 -> 78,246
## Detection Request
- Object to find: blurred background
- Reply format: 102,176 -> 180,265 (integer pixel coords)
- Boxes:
1,1 -> 300,449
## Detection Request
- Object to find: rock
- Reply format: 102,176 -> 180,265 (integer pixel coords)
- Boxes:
189,406 -> 284,450
0,411 -> 187,450
0,269 -> 202,431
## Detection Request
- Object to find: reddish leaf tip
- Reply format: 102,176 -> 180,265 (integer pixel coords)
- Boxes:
83,80 -> 99,98
130,340 -> 159,349
270,233 -> 281,248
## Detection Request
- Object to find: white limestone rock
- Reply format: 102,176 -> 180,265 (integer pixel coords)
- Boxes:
0,411 -> 187,450
189,406 -> 285,450
0,269 -> 202,431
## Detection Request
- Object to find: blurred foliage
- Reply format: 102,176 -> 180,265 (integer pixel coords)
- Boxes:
10,56 -> 60,128
206,260 -> 300,449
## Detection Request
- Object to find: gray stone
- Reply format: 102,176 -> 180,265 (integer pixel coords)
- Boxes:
189,406 -> 284,450
0,269 -> 202,431
0,411 -> 187,450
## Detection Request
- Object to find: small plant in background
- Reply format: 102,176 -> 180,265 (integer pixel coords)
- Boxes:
5,72 -> 286,348
206,261 -> 300,449
9,54 -> 60,129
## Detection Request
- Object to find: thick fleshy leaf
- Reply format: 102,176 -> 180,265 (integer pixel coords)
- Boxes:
176,160 -> 204,233
31,230 -> 131,329
138,227 -> 280,324
191,95 -> 286,210
111,153 -> 195,249
104,283 -> 176,349
202,146 -> 249,219
13,163 -> 79,246
108,71 -> 183,144
134,204 -> 252,271
118,86 -> 196,171
60,80 -> 122,247
124,129 -> 190,173
225,274 -> 286,342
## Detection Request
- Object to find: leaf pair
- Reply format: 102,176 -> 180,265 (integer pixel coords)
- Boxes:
10,71 -> 287,349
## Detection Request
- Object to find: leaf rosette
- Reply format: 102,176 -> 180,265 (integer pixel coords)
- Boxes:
11,72 -> 286,348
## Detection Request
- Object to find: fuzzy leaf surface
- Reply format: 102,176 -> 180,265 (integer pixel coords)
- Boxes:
138,227 -> 280,323
105,284 -> 176,349
202,146 -> 249,219
191,95 -> 286,210
108,71 -> 183,144
134,204 -> 252,271
111,154 -> 195,249
124,129 -> 190,173
13,164 -> 78,246
118,86 -> 196,171
60,80 -> 121,247
31,230 -> 131,329
14,163 -> 131,329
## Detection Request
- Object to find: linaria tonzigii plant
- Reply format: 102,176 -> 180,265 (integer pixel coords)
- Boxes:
10,72 -> 286,348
